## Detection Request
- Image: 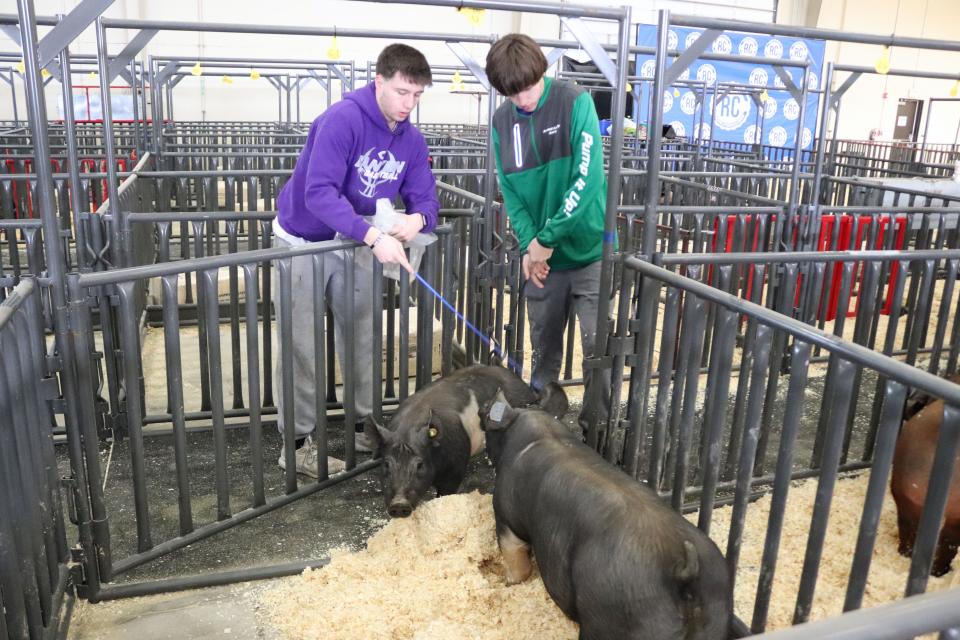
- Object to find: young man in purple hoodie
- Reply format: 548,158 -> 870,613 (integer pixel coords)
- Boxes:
274,43 -> 440,476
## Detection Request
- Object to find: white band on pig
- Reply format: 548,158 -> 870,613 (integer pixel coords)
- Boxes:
489,401 -> 507,422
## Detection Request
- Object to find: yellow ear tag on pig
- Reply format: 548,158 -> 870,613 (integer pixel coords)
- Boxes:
428,426 -> 439,439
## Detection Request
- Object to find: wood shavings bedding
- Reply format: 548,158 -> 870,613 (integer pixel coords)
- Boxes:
262,476 -> 956,639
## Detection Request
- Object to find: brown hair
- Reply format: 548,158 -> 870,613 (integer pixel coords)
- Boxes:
376,43 -> 432,86
485,34 -> 547,96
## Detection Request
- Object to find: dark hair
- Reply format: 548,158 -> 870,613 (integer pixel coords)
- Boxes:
376,43 -> 432,86
485,34 -> 547,96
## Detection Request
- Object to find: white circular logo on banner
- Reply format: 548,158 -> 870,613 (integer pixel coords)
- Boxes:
668,30 -> 679,52
783,98 -> 800,121
662,91 -> 674,113
697,63 -> 717,86
807,72 -> 819,91
640,59 -> 655,79
773,74 -> 786,88
748,68 -> 769,86
763,96 -> 778,119
764,39 -> 784,58
669,121 -> 686,137
712,34 -> 733,55
680,91 -> 698,115
801,128 -> 813,149
789,41 -> 809,61
769,126 -> 788,146
698,123 -> 712,140
713,94 -> 753,131
685,31 -> 701,50
678,67 -> 691,81
744,125 -> 761,144
739,37 -> 759,57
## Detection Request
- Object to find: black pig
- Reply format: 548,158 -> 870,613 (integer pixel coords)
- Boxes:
482,391 -> 732,640
363,365 -> 565,518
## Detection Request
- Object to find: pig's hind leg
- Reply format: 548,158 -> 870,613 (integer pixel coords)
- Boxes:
498,524 -> 533,584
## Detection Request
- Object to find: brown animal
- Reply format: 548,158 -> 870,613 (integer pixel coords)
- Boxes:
890,374 -> 960,577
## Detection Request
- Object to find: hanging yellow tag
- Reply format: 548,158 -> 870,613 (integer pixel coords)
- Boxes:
327,36 -> 341,60
222,75 -> 233,84
759,89 -> 769,103
874,46 -> 891,75
458,7 -> 485,25
41,68 -> 50,79
250,69 -> 261,81
950,80 -> 959,98
626,82 -> 633,94
673,87 -> 680,97
15,60 -> 25,74
191,62 -> 202,76
88,71 -> 98,80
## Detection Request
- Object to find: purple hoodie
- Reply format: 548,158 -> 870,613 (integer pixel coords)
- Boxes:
277,83 -> 439,243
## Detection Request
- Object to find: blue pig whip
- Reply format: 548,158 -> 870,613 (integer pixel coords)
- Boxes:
413,272 -> 521,372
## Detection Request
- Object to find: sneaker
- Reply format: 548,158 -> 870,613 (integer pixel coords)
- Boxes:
354,423 -> 373,454
278,436 -> 345,478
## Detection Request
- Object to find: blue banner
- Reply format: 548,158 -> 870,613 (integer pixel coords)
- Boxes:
635,25 -> 825,150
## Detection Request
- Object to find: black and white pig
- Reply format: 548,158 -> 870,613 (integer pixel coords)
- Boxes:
362,365 -> 568,518
482,391 -> 732,640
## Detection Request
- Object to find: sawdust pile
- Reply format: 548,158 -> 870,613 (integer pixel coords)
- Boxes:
262,475 -> 956,639
260,491 -> 577,640
698,473 -> 955,631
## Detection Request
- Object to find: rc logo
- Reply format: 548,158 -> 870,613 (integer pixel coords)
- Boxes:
640,59 -> 655,79
680,91 -> 698,116
801,128 -> 813,149
763,97 -> 778,119
713,94 -> 752,131
807,72 -> 819,91
764,39 -> 784,59
768,126 -> 788,146
748,68 -> 769,87
668,30 -> 679,52
662,91 -> 674,114
783,99 -> 800,121
696,63 -> 717,86
698,123 -> 712,141
685,31 -> 701,50
738,37 -> 759,57
789,41 -> 809,61
712,35 -> 733,55
743,125 -> 761,144
355,148 -> 405,198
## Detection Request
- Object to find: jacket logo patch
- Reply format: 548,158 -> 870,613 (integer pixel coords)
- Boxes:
542,124 -> 561,136
355,147 -> 405,198
512,123 -> 523,168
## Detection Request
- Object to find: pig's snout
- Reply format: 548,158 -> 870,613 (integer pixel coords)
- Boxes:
388,500 -> 413,518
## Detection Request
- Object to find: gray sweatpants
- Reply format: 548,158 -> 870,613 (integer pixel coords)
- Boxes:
273,236 -> 375,437
523,260 -> 610,432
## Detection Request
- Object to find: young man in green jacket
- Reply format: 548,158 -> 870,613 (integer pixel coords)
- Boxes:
486,33 -> 610,435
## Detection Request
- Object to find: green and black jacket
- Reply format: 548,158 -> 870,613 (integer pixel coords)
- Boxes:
491,77 -> 607,271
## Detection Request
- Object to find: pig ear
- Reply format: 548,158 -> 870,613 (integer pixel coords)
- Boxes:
361,416 -> 390,452
483,389 -> 517,431
424,409 -> 440,447
537,382 -> 568,418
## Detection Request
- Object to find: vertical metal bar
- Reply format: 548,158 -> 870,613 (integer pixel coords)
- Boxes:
844,379 -> 908,611
793,358 -> 856,624
227,221 -> 243,409
277,257 -> 297,494
371,258 -> 384,426
311,253 -> 330,479
623,270 -> 661,478
343,249 -> 357,468
399,269 -> 410,400
95,18 -> 126,266
671,293 -> 707,512
697,300 -> 737,534
57,28 -> 89,271
243,263 -> 265,505
116,281 -> 153,551
161,273 -> 193,534
906,403 -> 960,596
201,268 -> 230,519
752,339 -> 813,633
725,323 -> 773,590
